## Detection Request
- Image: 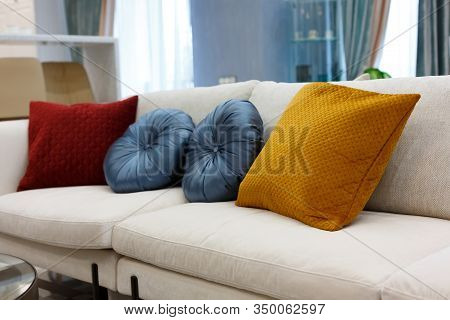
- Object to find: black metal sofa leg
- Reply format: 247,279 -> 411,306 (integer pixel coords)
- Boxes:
91,264 -> 108,300
131,275 -> 140,300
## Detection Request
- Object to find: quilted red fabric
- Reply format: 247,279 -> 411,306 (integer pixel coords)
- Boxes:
18,96 -> 138,191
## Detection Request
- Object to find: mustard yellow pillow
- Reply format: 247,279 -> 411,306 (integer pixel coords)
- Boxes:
236,83 -> 420,231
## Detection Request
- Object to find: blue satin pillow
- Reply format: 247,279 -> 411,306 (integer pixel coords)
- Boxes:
104,108 -> 194,193
182,99 -> 263,202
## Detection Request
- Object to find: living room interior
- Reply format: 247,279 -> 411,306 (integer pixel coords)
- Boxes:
0,0 -> 449,310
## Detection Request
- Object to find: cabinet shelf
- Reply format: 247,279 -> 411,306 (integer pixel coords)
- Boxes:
290,0 -> 346,82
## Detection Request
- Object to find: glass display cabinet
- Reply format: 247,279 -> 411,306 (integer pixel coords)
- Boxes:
290,0 -> 346,82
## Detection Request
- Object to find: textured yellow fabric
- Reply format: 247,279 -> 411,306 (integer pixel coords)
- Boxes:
236,83 -> 420,231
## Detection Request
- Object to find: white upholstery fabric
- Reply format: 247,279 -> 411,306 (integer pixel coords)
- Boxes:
250,76 -> 450,220
248,81 -> 305,140
113,202 -> 450,300
137,80 -> 259,124
382,246 -> 450,300
0,186 -> 186,249
0,233 -> 119,290
117,257 -> 269,300
0,120 -> 28,196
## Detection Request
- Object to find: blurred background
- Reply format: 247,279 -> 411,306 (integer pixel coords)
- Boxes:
0,0 -> 448,102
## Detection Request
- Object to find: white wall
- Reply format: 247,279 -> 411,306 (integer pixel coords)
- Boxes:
0,0 -> 37,58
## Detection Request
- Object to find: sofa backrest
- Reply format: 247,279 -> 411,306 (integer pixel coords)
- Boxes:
137,80 -> 259,124
248,76 -> 450,221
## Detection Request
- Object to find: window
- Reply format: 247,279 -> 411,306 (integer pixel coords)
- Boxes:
114,0 -> 193,97
378,0 -> 419,77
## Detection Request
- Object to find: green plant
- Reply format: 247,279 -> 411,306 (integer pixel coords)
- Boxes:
363,68 -> 391,80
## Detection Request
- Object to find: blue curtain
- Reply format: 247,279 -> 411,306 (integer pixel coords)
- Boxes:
342,0 -> 375,79
64,0 -> 102,61
65,0 -> 102,35
417,0 -> 450,76
341,0 -> 391,80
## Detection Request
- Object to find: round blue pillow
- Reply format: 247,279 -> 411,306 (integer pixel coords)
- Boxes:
104,108 -> 194,193
182,99 -> 263,202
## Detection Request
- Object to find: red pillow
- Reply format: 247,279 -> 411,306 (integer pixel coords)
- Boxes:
18,96 -> 138,191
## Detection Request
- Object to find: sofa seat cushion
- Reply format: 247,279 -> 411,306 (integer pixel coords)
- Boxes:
0,186 -> 186,249
381,246 -> 450,300
113,202 -> 450,299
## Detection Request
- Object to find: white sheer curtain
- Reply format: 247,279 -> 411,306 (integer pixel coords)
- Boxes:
378,0 -> 419,77
114,0 -> 193,97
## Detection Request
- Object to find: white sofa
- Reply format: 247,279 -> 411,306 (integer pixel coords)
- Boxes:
0,76 -> 449,300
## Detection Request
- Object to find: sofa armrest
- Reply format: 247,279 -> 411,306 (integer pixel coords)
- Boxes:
0,120 -> 28,195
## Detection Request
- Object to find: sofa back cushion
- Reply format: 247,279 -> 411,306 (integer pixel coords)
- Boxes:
249,76 -> 450,220
137,80 -> 259,124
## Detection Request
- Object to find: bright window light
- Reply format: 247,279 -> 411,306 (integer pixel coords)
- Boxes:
379,0 -> 419,77
114,0 -> 193,97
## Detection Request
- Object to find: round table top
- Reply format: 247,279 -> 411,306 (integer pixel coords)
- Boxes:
0,253 -> 37,300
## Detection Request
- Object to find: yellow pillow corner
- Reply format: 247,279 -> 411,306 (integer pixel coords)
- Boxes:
236,82 -> 420,231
